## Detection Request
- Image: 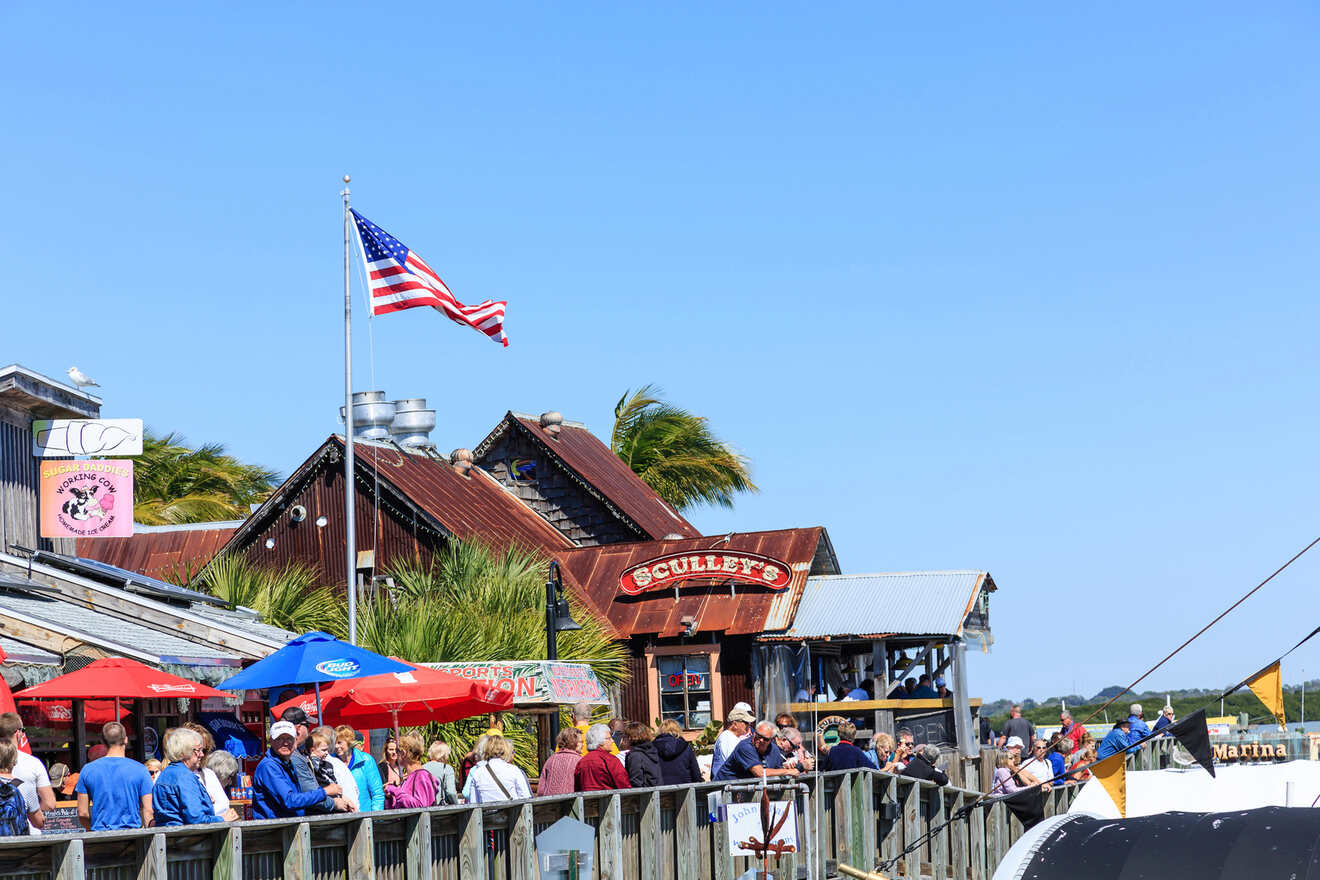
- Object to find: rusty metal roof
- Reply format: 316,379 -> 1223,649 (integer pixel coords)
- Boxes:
761,570 -> 996,641
555,527 -> 839,639
220,437 -> 572,563
475,413 -> 701,541
75,522 -> 242,581
355,439 -> 572,555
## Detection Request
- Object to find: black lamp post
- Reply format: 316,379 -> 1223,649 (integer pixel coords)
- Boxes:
546,560 -> 581,743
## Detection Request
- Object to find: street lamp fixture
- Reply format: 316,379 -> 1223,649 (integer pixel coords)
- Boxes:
546,560 -> 581,742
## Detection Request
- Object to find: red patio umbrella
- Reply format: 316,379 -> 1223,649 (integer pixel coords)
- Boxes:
271,662 -> 513,734
17,658 -> 231,721
18,700 -> 133,726
0,648 -> 30,754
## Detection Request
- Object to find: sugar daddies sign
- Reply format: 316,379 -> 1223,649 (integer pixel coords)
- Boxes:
40,460 -> 134,538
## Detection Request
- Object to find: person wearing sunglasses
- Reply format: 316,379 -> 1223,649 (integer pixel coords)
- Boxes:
714,721 -> 802,781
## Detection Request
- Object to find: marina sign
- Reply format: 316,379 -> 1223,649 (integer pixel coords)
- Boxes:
619,551 -> 792,595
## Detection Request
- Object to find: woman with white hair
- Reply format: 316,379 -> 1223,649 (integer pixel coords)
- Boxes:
460,734 -> 531,803
573,723 -> 630,792
153,728 -> 238,826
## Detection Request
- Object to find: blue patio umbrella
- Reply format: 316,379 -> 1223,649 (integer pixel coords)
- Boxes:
217,631 -> 413,717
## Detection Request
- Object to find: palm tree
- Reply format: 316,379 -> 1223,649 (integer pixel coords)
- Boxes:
133,431 -> 278,525
358,541 -> 628,776
611,385 -> 758,511
199,554 -> 347,637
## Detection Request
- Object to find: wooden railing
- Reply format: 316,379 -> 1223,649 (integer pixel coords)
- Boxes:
0,740 -> 1177,880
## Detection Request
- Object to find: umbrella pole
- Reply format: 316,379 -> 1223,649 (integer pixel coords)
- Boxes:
115,696 -> 120,723
315,681 -> 322,721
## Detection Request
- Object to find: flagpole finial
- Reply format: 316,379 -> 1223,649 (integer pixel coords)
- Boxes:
343,174 -> 351,183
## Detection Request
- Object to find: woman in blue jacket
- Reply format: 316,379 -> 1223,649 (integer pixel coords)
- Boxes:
335,725 -> 385,811
154,729 -> 237,825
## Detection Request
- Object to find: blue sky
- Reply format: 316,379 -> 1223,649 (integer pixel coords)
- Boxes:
4,2 -> 1319,704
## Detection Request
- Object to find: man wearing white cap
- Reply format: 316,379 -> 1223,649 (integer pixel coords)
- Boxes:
711,707 -> 755,780
252,721 -> 345,820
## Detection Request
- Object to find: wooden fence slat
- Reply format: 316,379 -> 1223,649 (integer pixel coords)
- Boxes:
874,774 -> 898,869
969,797 -> 986,880
599,792 -> 624,880
833,771 -> 854,873
213,825 -> 241,880
458,808 -> 484,880
282,822 -> 311,880
852,770 -> 873,870
350,815 -> 376,880
406,811 -> 432,880
136,832 -> 165,880
639,790 -> 660,880
676,787 -> 700,880
929,789 -> 949,880
900,780 -> 920,880
805,779 -> 824,880
510,803 -> 537,880
53,837 -> 84,880
571,795 -> 586,821
948,792 -> 966,880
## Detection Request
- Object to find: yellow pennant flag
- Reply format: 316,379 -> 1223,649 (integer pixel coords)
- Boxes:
1092,751 -> 1127,818
1247,660 -> 1286,729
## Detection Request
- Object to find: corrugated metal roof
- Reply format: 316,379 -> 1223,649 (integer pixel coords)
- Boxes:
0,591 -> 242,664
76,524 -> 239,581
477,413 -> 702,541
765,571 -> 994,641
556,528 -> 839,638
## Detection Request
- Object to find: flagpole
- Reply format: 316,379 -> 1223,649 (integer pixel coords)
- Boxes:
342,175 -> 358,645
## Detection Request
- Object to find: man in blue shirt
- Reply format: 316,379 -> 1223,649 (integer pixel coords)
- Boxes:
154,728 -> 237,826
1096,718 -> 1132,762
909,675 -> 940,699
75,722 -> 153,831
1126,704 -> 1152,750
823,722 -> 871,771
253,721 -> 343,819
715,722 -> 802,781
1152,706 -> 1175,735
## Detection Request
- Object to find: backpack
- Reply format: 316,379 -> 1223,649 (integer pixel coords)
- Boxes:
0,779 -> 29,837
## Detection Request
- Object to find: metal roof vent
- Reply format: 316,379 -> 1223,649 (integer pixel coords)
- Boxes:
539,411 -> 563,439
344,391 -> 395,441
389,398 -> 436,449
663,533 -> 685,541
450,448 -> 474,477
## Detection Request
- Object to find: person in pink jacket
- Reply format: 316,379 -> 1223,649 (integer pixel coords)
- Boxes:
384,734 -> 437,809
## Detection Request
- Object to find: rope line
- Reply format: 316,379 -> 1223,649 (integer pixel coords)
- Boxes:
1080,532 -> 1320,726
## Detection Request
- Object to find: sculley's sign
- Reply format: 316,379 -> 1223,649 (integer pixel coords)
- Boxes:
620,551 -> 792,595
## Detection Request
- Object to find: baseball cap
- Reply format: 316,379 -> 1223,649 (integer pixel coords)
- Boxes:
1005,735 -> 1025,749
281,707 -> 311,726
933,677 -> 947,688
270,720 -> 298,740
731,702 -> 753,714
728,709 -> 755,723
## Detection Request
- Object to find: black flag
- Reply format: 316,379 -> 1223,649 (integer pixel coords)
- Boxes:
1003,787 -> 1046,830
1167,708 -> 1216,778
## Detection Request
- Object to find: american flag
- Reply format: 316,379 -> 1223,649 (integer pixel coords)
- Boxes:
351,209 -> 508,347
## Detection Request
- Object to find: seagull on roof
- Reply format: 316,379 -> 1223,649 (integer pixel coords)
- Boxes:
67,367 -> 100,388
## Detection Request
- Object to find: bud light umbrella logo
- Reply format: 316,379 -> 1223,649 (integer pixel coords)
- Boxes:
315,659 -> 361,678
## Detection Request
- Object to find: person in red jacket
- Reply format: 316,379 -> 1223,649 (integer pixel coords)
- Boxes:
573,724 -> 630,792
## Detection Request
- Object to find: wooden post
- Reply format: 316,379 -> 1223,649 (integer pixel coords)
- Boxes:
978,748 -> 996,795
405,811 -> 432,880
213,825 -> 242,880
282,822 -> 311,880
600,792 -> 624,880
639,790 -> 661,880
458,808 -> 484,880
852,771 -> 873,869
833,772 -> 854,870
136,832 -> 166,880
807,779 -> 826,880
350,816 -> 376,880
53,837 -> 84,880
676,787 -> 700,880
872,640 -> 886,732
510,803 -> 537,880
570,794 -> 585,822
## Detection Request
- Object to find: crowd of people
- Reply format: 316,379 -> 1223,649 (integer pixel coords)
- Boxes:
986,702 -> 1173,794
0,697 -> 970,837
